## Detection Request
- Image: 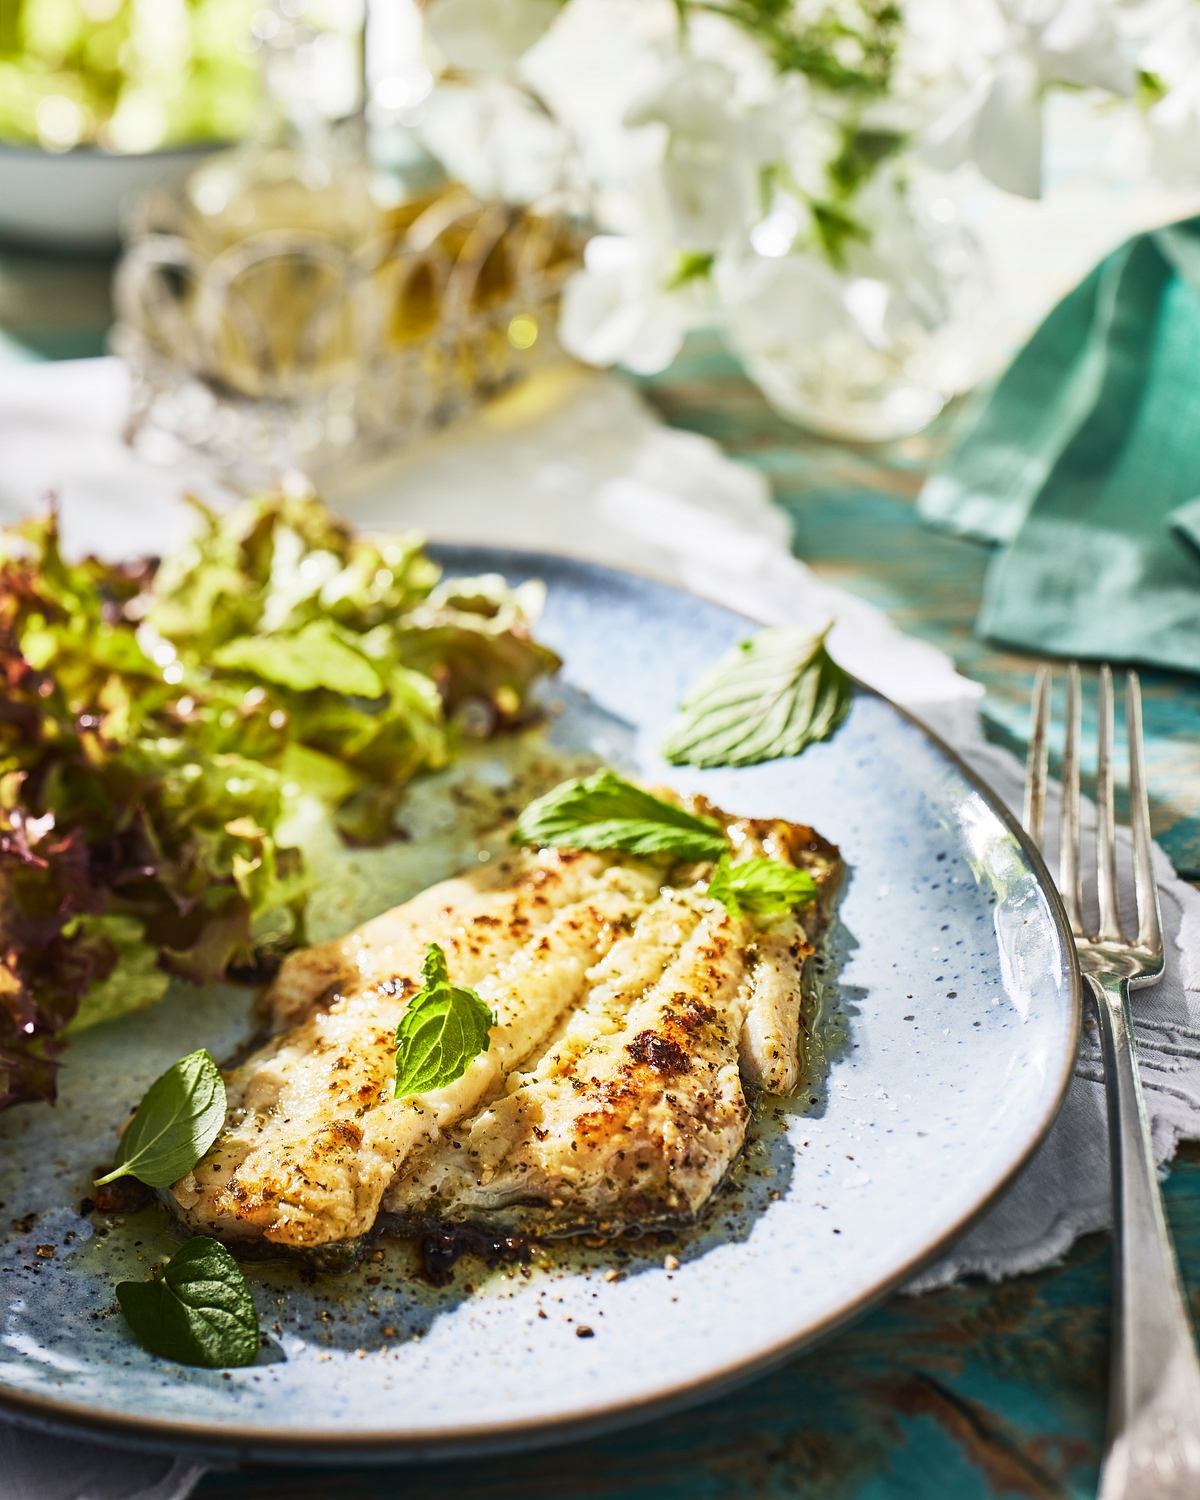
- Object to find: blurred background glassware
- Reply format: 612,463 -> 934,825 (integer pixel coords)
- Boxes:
0,0 -> 264,251
111,3 -> 586,482
724,168 -> 991,444
0,141 -> 214,254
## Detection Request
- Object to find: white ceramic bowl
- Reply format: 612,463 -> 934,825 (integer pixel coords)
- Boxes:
0,141 -> 219,252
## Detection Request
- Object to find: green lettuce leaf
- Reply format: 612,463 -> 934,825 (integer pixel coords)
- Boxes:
0,493 -> 557,1108
213,620 -> 384,698
68,915 -> 171,1033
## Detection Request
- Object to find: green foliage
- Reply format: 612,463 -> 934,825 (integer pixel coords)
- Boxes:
679,0 -> 903,98
827,125 -> 907,199
0,0 -> 260,151
116,1237 -> 259,1368
394,944 -> 495,1099
512,770 -> 728,861
667,250 -> 717,289
0,495 -> 557,1108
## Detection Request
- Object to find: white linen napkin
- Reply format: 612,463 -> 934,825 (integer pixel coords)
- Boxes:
0,356 -> 1197,1492
0,1423 -> 204,1500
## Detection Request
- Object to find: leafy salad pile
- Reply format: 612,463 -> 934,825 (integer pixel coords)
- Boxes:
0,492 -> 559,1110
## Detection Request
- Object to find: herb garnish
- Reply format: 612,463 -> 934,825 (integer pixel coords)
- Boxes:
95,1049 -> 226,1189
116,1236 -> 259,1368
511,771 -> 727,861
394,945 -> 495,1099
663,625 -> 851,768
513,770 -> 823,923
707,855 -> 818,920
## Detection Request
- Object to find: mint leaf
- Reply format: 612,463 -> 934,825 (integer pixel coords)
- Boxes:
394,944 -> 495,1099
707,854 -> 818,920
212,619 -> 384,697
663,625 -> 851,769
117,1236 -> 259,1368
511,771 -> 727,861
95,1049 -> 226,1189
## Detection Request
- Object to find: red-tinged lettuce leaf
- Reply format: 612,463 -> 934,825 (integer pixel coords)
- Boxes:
0,814 -> 130,1107
0,496 -> 558,1108
0,516 -> 302,1105
68,915 -> 172,1032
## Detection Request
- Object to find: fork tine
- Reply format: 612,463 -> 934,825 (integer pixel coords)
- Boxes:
1060,664 -> 1083,935
1023,666 -> 1050,849
1126,671 -> 1162,954
1096,665 -> 1122,942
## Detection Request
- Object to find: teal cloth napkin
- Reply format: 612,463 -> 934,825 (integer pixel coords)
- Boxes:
919,217 -> 1200,676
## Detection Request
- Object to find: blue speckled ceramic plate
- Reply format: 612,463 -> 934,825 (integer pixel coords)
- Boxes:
0,548 -> 1080,1462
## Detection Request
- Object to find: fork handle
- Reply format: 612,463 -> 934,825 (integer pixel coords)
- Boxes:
1091,972 -> 1200,1499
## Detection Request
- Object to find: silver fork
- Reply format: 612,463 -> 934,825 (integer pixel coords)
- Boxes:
1025,664 -> 1200,1499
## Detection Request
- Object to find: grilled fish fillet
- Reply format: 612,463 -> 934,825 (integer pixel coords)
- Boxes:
389,812 -> 839,1237
168,798 -> 840,1252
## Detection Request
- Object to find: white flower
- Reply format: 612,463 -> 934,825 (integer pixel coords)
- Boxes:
1142,76 -> 1200,188
417,78 -> 569,204
624,61 -> 801,252
657,7 -> 785,106
841,170 -> 990,401
559,240 -> 697,374
714,251 -> 863,410
921,0 -> 1136,197
1126,1 -> 1200,187
520,0 -> 680,187
558,173 -> 712,373
424,0 -> 563,73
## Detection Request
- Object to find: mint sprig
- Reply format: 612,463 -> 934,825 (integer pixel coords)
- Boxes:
95,1049 -> 226,1189
394,944 -> 495,1099
663,625 -> 851,769
707,854 -> 818,920
511,770 -> 727,861
117,1236 -> 259,1368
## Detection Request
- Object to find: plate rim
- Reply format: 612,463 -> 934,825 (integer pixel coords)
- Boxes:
0,543 -> 1083,1461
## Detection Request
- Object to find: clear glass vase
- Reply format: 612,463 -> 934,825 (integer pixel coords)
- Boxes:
735,171 -> 991,444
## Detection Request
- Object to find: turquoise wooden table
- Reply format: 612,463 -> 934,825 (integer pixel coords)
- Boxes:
3,246 -> 1199,1500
